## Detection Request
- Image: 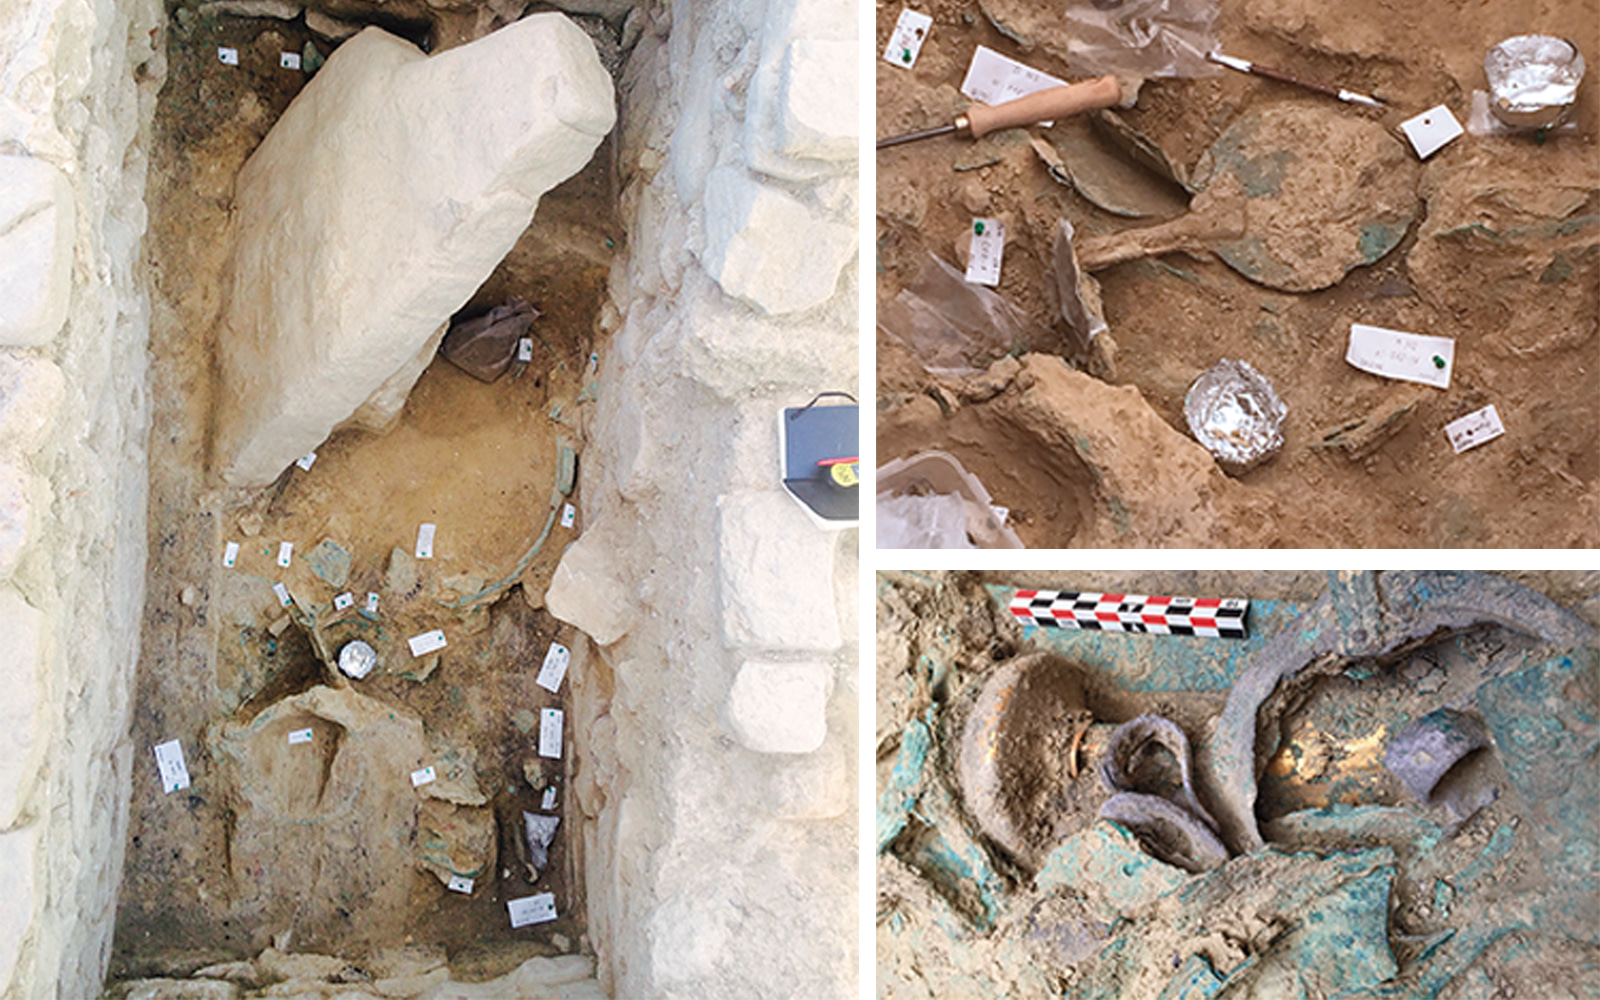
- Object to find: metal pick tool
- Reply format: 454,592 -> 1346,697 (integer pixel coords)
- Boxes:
877,75 -> 1122,149
1208,51 -> 1389,110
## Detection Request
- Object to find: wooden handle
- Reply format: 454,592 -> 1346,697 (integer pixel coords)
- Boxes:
964,76 -> 1122,138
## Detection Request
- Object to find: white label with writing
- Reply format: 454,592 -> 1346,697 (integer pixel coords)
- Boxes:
965,218 -> 1005,286
280,51 -> 301,70
507,893 -> 558,928
560,503 -> 576,529
1346,324 -> 1454,390
366,592 -> 380,614
536,643 -> 570,693
217,47 -> 238,65
411,765 -> 437,787
273,582 -> 291,607
333,592 -> 354,611
541,786 -> 558,810
517,337 -> 534,362
1446,404 -> 1505,454
539,708 -> 564,759
408,629 -> 447,657
295,451 -> 316,471
154,739 -> 191,794
223,541 -> 239,568
288,728 -> 314,745
961,46 -> 1068,115
277,541 -> 294,567
1400,105 -> 1464,160
415,522 -> 436,559
447,874 -> 474,894
883,9 -> 933,70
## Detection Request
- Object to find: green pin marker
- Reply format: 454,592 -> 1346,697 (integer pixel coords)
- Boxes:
901,49 -> 912,63
974,221 -> 985,236
1432,355 -> 1446,369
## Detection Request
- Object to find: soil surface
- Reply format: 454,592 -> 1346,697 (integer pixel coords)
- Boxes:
876,0 -> 1599,547
112,3 -> 618,980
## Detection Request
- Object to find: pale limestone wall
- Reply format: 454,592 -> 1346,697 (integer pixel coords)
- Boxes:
0,0 -> 162,993
544,0 -> 858,995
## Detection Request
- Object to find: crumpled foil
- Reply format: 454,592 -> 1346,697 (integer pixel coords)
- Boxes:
1184,359 -> 1286,473
338,640 -> 377,679
1485,36 -> 1585,129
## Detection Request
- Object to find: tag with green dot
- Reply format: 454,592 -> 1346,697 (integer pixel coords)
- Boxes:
883,9 -> 932,71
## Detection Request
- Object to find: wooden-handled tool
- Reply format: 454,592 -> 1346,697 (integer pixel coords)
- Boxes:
877,75 -> 1122,149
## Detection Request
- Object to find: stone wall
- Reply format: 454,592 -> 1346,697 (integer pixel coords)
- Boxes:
544,0 -> 858,995
0,0 -> 163,994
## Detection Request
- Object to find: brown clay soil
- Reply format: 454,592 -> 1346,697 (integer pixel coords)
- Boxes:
876,0 -> 1600,547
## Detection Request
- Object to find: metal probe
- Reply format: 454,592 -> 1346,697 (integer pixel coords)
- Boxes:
1208,51 -> 1389,109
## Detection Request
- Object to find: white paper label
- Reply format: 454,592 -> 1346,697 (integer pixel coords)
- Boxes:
277,541 -> 294,567
415,522 -> 436,559
517,337 -> 534,362
365,592 -> 380,614
1346,324 -> 1455,389
408,629 -> 447,657
218,47 -> 238,65
539,708 -> 564,759
223,541 -> 239,568
1445,404 -> 1505,454
588,352 -> 599,375
288,728 -> 313,745
154,739 -> 191,794
333,592 -> 354,611
411,765 -> 437,787
560,503 -> 576,529
961,46 -> 1068,114
273,582 -> 291,607
991,505 -> 1009,525
537,643 -> 570,693
447,874 -> 474,894
295,451 -> 316,471
507,893 -> 558,928
1400,105 -> 1464,160
541,786 -> 558,810
965,218 -> 1005,286
280,51 -> 301,70
883,9 -> 933,70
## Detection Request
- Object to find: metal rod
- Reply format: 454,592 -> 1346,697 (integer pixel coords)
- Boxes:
876,123 -> 958,149
1208,50 -> 1388,109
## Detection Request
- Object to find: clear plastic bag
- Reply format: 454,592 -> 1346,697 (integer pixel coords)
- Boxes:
878,253 -> 1030,377
876,493 -> 980,549
979,0 -> 1219,81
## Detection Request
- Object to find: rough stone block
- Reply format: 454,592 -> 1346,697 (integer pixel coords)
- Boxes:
0,587 -> 43,829
0,463 -> 30,582
544,519 -> 636,646
697,166 -> 854,315
123,980 -> 241,1000
0,156 -> 75,348
725,659 -> 831,754
0,354 -> 64,460
717,490 -> 840,651
0,821 -> 37,996
214,17 -> 615,486
766,739 -> 848,816
774,40 -> 856,163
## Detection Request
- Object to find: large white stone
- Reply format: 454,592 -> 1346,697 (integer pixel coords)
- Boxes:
697,166 -> 854,316
0,353 -> 65,460
0,463 -> 30,582
716,490 -> 840,652
725,659 -> 831,754
0,156 -> 75,348
213,16 -> 615,486
0,587 -> 43,830
0,821 -> 38,997
544,518 -> 637,646
743,0 -> 856,182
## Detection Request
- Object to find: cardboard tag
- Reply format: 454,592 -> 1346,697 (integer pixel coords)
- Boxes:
883,9 -> 933,70
223,541 -> 239,568
536,643 -> 570,693
965,218 -> 1005,286
588,352 -> 599,375
411,765 -> 437,787
415,523 -> 436,559
280,51 -> 301,70
539,708 -> 564,759
154,739 -> 191,794
507,893 -> 557,928
277,541 -> 294,567
991,505 -> 1009,525
333,592 -> 354,611
447,874 -> 474,894
1400,105 -> 1464,160
560,503 -> 576,529
218,47 -> 239,65
1346,324 -> 1454,389
273,582 -> 292,607
288,728 -> 313,745
1446,404 -> 1505,454
541,786 -> 558,810
295,451 -> 316,471
365,592 -> 380,614
517,338 -> 534,362
408,629 -> 447,657
961,46 -> 1067,114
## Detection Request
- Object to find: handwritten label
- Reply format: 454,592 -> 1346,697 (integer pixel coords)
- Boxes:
517,338 -> 534,362
1400,105 -> 1464,160
1346,324 -> 1454,390
277,541 -> 294,567
560,503 -> 576,529
883,9 -> 933,70
333,592 -> 354,611
507,893 -> 557,928
273,582 -> 291,607
539,708 -> 564,759
447,874 -> 474,894
154,739 -> 191,794
408,629 -> 447,657
541,786 -> 558,810
288,728 -> 314,745
217,47 -> 239,65
411,766 -> 437,787
536,643 -> 570,693
1445,404 -> 1505,454
961,46 -> 1067,114
280,51 -> 301,70
965,218 -> 1005,286
295,451 -> 316,471
223,541 -> 239,568
365,592 -> 380,614
415,522 -> 436,559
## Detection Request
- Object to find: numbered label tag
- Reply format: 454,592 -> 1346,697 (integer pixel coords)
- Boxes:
288,728 -> 314,745
560,503 -> 576,529
541,786 -> 558,810
277,542 -> 294,568
408,630 -> 447,657
447,874 -> 474,894
537,643 -> 570,693
411,765 -> 437,787
295,451 -> 316,471
517,338 -> 534,362
1400,105 -> 1464,160
507,893 -> 557,928
965,218 -> 1005,286
883,9 -> 933,70
1445,404 -> 1505,454
154,739 -> 191,794
217,47 -> 239,66
280,51 -> 301,70
273,582 -> 292,607
1346,324 -> 1454,390
223,541 -> 239,568
365,592 -> 380,614
333,592 -> 354,611
539,708 -> 564,759
415,522 -> 436,559
961,46 -> 1068,111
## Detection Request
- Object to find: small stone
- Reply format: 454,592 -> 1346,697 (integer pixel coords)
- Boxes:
267,614 -> 291,637
305,8 -> 359,40
514,711 -> 539,736
522,756 -> 544,785
238,511 -> 264,537
306,538 -> 352,588
724,659 -> 832,754
181,585 -> 198,606
198,0 -> 301,19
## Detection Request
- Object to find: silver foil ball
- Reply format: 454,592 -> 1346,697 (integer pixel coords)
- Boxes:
1184,359 -> 1286,474
338,640 -> 377,679
1485,36 -> 1585,130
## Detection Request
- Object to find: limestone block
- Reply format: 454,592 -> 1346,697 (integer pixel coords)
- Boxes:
0,463 -> 30,582
0,587 -> 43,829
214,16 -> 615,486
419,955 -> 600,999
717,490 -> 840,651
725,659 -> 831,754
124,980 -> 242,1000
0,353 -> 65,460
545,520 -> 636,645
697,166 -> 854,316
0,156 -> 75,348
766,738 -> 848,817
743,0 -> 857,182
0,821 -> 38,997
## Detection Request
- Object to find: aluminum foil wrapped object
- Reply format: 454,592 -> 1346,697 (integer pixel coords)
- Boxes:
1485,36 -> 1585,130
1184,358 -> 1286,473
338,639 -> 377,679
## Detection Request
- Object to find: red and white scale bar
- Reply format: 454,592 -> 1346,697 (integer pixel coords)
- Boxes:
1008,591 -> 1249,638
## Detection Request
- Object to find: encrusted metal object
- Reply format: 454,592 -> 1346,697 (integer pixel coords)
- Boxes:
1184,358 -> 1286,473
1485,36 -> 1585,130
